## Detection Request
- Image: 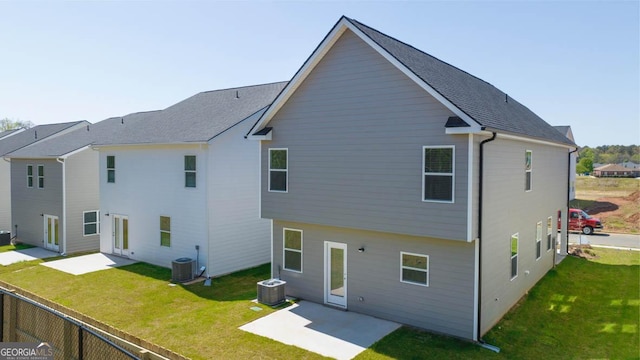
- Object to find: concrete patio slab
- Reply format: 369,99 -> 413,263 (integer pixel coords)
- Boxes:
240,301 -> 400,360
0,247 -> 58,266
41,253 -> 137,275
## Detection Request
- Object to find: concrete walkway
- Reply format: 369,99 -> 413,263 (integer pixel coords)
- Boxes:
240,301 -> 400,360
41,253 -> 137,275
0,247 -> 58,266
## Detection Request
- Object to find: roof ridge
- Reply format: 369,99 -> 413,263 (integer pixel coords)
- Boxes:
199,80 -> 289,95
346,17 -> 504,95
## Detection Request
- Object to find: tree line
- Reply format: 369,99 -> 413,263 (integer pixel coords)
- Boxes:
1,118 -> 34,131
577,145 -> 640,173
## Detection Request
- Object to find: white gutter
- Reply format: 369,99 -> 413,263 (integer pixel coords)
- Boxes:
56,157 -> 66,255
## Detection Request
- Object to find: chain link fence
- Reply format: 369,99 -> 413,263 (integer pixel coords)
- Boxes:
1,287 -> 138,359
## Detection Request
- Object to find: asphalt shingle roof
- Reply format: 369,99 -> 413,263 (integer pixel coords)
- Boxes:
95,82 -> 288,146
0,122 -> 87,157
347,17 -> 575,146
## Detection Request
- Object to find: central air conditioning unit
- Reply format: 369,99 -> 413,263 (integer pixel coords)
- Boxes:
257,279 -> 286,306
171,257 -> 195,283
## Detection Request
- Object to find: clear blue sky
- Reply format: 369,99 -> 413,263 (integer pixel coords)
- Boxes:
2,1 -> 638,147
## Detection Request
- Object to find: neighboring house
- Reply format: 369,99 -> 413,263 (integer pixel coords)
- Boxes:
620,161 -> 639,169
4,116 -> 149,254
247,17 -> 576,341
593,164 -> 640,178
0,122 -> 87,234
554,126 -> 577,200
94,82 -> 287,277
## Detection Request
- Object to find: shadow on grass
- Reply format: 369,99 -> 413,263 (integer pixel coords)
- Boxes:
115,261 -> 272,302
570,198 -> 618,215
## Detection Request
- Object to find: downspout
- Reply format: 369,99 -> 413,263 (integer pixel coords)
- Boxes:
477,132 -> 497,350
56,158 -> 66,255
565,148 -> 579,256
2,157 -> 17,240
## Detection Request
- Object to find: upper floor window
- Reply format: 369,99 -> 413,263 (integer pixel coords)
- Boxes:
185,155 -> 196,188
401,252 -> 429,286
37,165 -> 44,189
525,150 -> 532,191
423,146 -> 454,202
107,156 -> 115,183
27,165 -> 33,188
269,149 -> 288,192
83,210 -> 100,236
160,216 -> 171,247
283,228 -> 302,272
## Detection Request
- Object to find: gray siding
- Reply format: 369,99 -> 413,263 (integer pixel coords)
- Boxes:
273,220 -> 476,339
65,149 -> 100,253
261,29 -> 470,241
479,137 -> 567,335
0,161 -> 11,231
11,159 -> 63,248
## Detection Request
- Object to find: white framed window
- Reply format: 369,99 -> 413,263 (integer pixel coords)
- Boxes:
27,164 -> 33,188
525,150 -> 532,191
547,216 -> 553,251
107,156 -> 115,183
401,252 -> 429,286
269,148 -> 288,192
185,155 -> 196,188
423,146 -> 454,203
283,228 -> 302,272
511,233 -> 518,280
83,210 -> 100,236
37,165 -> 44,189
536,221 -> 542,260
160,216 -> 171,247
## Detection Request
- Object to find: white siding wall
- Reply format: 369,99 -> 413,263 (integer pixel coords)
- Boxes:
65,149 -> 100,253
208,114 -> 271,276
99,145 -> 209,269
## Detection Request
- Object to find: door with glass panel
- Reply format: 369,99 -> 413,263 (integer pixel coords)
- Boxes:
43,215 -> 59,251
112,215 -> 129,256
325,242 -> 347,308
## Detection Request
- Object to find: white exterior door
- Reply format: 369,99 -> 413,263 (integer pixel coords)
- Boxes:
112,215 -> 129,257
43,215 -> 59,251
325,242 -> 347,308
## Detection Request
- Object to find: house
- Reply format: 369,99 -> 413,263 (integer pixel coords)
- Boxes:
4,116 -> 152,254
93,82 -> 287,277
593,164 -> 640,178
247,17 -> 576,341
0,122 -> 87,235
554,126 -> 577,200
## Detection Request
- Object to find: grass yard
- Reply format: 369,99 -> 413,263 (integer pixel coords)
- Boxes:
0,248 -> 637,359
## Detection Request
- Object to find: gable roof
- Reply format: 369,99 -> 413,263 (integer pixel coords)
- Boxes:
0,128 -> 23,140
94,82 -> 288,146
0,121 -> 87,157
594,164 -> 638,172
248,16 -> 574,147
5,112 -> 160,159
554,125 -> 575,143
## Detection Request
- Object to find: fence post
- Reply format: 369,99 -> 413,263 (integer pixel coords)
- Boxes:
0,291 -> 4,342
78,326 -> 83,360
7,290 -> 17,342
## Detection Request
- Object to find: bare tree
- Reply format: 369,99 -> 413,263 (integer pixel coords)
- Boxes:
0,118 -> 34,131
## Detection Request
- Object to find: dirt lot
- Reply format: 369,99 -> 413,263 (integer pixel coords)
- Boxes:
572,177 -> 640,234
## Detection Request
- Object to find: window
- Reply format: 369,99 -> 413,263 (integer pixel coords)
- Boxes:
547,217 -> 553,251
160,216 -> 171,247
184,155 -> 196,188
423,146 -> 454,202
536,221 -> 542,260
401,252 -> 429,286
283,228 -> 302,272
525,150 -> 532,191
27,165 -> 33,188
269,149 -> 288,192
83,210 -> 100,236
107,156 -> 115,183
37,165 -> 44,188
511,233 -> 518,279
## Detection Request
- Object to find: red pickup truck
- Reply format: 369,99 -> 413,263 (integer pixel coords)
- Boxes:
559,208 -> 604,235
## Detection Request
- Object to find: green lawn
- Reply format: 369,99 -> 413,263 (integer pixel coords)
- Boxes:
0,243 -> 33,253
0,248 -> 637,360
